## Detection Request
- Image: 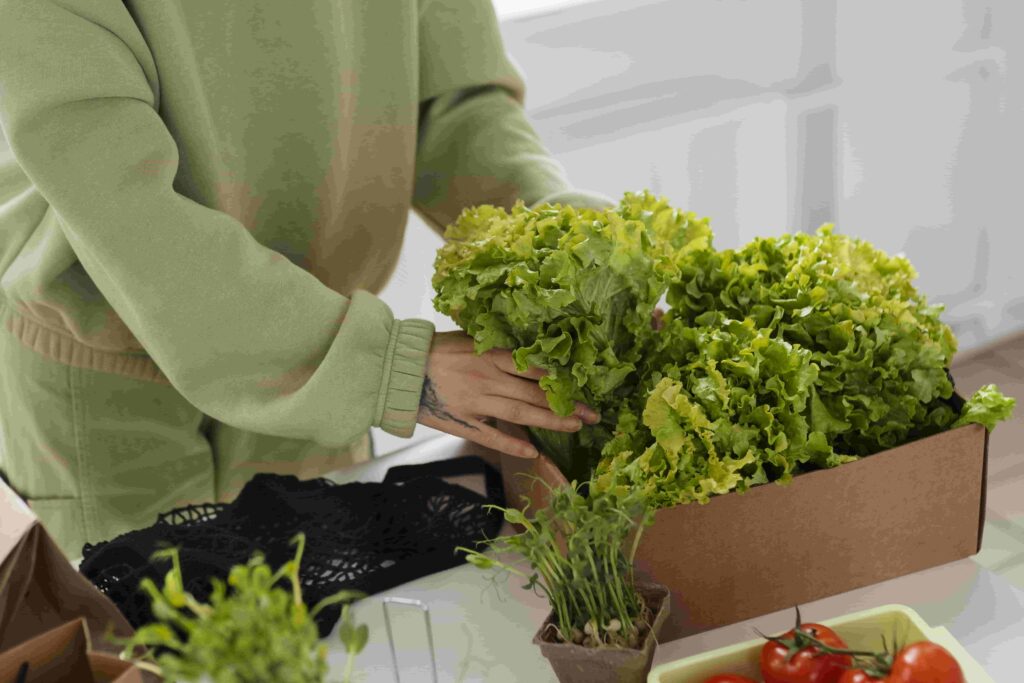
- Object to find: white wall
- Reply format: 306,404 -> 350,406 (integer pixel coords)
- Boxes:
375,0 -> 1024,453
833,0 -> 1024,350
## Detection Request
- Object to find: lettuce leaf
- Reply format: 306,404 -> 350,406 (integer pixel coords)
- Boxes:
953,384 -> 1016,431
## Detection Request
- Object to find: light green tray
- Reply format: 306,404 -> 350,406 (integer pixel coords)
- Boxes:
648,604 -> 993,683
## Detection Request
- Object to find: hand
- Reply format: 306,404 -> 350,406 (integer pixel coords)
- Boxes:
417,332 -> 600,459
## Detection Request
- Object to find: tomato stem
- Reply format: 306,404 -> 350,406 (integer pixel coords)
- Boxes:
796,631 -> 880,658
756,609 -> 883,663
758,607 -> 901,677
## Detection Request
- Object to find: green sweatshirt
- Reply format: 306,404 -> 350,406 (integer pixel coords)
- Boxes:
0,0 -> 610,446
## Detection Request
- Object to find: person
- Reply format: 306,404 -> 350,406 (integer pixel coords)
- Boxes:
0,0 -> 609,558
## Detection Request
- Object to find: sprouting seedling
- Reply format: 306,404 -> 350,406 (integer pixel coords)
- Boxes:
112,533 -> 368,683
458,478 -> 654,649
338,603 -> 369,683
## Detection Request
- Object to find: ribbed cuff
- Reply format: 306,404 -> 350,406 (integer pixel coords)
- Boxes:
375,318 -> 435,438
530,188 -> 617,211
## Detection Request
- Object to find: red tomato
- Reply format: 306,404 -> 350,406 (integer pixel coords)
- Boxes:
836,641 -> 964,683
887,642 -> 964,683
702,676 -> 758,683
837,670 -> 884,683
760,623 -> 852,683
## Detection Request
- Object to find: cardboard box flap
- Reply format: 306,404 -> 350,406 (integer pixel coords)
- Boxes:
0,619 -> 95,683
0,478 -> 134,655
0,618 -> 146,683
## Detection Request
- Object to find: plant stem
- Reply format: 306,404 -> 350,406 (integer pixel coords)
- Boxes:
343,650 -> 355,683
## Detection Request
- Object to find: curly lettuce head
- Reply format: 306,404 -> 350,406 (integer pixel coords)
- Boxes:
431,192 -> 711,481
432,191 -> 710,418
594,317 -> 856,507
596,225 -> 1014,508
665,225 -> 964,456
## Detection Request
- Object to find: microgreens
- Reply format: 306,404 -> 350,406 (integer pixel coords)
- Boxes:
458,478 -> 655,649
114,533 -> 367,683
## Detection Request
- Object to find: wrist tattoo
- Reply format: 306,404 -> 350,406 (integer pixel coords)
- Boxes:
419,376 -> 478,431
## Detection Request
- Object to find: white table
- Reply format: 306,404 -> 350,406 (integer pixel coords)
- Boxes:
324,435 -> 1024,682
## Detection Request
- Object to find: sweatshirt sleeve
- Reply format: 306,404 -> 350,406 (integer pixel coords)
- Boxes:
412,0 -> 615,233
0,0 -> 432,444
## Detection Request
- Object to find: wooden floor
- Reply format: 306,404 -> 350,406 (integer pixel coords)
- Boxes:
950,332 -> 1024,589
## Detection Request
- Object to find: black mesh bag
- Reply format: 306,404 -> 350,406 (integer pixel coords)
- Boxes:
78,456 -> 505,637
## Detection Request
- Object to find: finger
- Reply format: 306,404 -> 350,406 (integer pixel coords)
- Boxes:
423,414 -> 538,459
480,397 -> 583,433
572,402 -> 602,425
469,420 -> 540,459
488,370 -> 601,424
486,349 -> 548,380
486,375 -> 551,408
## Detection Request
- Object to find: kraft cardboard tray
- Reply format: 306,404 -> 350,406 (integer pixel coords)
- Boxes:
647,603 -> 994,683
499,419 -> 989,642
0,619 -> 146,683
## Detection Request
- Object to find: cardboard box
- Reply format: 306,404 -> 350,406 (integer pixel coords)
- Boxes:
0,480 -> 159,680
0,618 -> 145,683
500,421 -> 988,642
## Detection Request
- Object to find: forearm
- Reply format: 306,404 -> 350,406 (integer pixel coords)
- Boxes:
0,0 -> 434,444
